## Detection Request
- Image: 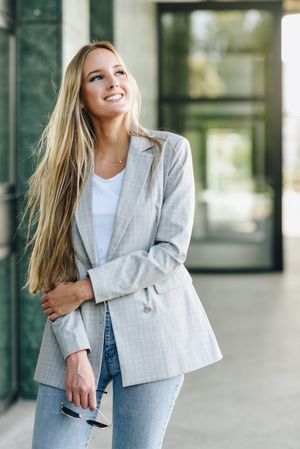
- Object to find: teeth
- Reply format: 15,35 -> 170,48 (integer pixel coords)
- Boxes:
106,94 -> 122,101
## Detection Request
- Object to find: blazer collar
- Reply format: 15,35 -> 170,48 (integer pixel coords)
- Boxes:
75,134 -> 155,266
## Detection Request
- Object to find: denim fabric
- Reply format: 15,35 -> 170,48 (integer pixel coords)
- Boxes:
32,306 -> 184,449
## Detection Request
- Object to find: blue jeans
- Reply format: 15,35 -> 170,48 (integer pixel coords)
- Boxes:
32,306 -> 184,449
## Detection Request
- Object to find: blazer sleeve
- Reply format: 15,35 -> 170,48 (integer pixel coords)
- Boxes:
50,311 -> 91,361
87,135 -> 195,304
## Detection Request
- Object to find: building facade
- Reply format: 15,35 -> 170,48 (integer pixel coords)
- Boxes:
0,0 -> 285,406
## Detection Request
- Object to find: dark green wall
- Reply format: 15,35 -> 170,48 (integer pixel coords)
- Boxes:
90,0 -> 113,43
16,0 -> 114,399
16,0 -> 62,398
0,0 -> 17,412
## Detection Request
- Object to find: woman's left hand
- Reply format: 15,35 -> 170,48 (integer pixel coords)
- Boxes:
40,282 -> 83,321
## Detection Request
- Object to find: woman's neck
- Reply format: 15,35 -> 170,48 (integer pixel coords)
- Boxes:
94,121 -> 130,159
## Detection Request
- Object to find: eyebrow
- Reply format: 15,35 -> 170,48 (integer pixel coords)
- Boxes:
87,64 -> 124,79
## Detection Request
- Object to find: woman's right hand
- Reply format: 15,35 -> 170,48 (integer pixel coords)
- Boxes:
66,349 -> 97,411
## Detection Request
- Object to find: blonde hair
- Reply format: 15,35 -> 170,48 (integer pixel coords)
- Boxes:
21,40 -> 163,295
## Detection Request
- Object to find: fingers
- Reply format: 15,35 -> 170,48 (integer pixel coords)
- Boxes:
65,354 -> 96,411
40,295 -> 52,316
40,301 -> 57,320
80,388 -> 89,409
40,296 -> 55,313
66,387 -> 73,403
73,389 -> 81,408
68,387 -> 95,410
41,301 -> 55,318
88,390 -> 97,411
40,294 -> 48,305
80,385 -> 96,410
43,306 -> 63,320
41,303 -> 52,314
40,297 -> 61,320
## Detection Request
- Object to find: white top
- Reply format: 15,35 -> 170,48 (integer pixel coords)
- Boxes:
92,168 -> 125,265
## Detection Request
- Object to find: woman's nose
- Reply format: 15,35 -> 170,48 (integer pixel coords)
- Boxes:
107,78 -> 119,89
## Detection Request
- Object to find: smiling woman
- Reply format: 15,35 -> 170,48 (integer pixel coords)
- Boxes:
22,40 -> 222,449
80,48 -> 133,181
81,50 -> 132,120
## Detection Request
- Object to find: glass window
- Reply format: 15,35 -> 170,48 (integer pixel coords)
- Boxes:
159,6 -> 280,270
161,10 -> 272,99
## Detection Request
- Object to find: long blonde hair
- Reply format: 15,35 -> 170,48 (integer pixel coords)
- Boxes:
22,41 -> 163,295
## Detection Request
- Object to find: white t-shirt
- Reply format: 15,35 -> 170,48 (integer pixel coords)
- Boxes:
92,168 -> 125,265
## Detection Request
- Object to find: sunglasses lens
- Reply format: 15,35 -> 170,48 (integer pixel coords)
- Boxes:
61,406 -> 80,419
86,419 -> 109,428
61,403 -> 110,428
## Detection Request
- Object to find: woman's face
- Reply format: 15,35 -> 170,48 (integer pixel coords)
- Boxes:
80,48 -> 131,121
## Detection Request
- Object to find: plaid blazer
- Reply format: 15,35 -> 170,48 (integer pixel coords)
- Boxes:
34,130 -> 222,389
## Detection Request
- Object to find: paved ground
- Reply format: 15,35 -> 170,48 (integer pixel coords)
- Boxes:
0,237 -> 299,449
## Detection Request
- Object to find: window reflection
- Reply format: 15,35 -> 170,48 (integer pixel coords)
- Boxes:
161,10 -> 272,99
160,8 -> 276,269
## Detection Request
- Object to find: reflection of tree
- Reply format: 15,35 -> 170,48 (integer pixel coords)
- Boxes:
188,54 -> 225,97
207,129 -> 252,191
188,10 -> 272,97
162,12 -> 191,132
162,12 -> 190,95
162,10 -> 272,101
193,11 -> 272,54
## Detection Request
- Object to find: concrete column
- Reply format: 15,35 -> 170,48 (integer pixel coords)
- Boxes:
62,0 -> 89,73
114,0 -> 157,130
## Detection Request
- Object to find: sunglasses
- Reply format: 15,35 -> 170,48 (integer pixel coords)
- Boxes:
60,392 -> 111,429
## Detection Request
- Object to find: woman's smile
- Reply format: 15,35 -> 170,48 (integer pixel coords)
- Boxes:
104,93 -> 124,102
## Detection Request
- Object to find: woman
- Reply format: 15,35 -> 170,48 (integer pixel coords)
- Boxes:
24,41 -> 222,449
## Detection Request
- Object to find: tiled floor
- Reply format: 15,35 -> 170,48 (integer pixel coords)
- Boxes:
1,237 -> 299,449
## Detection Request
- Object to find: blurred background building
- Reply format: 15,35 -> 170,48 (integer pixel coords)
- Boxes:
0,0 -> 299,411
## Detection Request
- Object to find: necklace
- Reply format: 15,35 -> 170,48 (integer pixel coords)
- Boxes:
95,151 -> 127,165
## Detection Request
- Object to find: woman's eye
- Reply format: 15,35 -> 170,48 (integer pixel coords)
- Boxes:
90,74 -> 103,81
90,70 -> 126,82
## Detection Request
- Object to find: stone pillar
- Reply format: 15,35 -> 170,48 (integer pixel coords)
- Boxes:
0,0 -> 17,411
16,0 -> 62,398
114,0 -> 157,129
62,0 -> 89,73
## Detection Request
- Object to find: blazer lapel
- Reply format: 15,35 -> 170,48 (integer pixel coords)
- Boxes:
75,134 -> 155,267
75,158 -> 97,266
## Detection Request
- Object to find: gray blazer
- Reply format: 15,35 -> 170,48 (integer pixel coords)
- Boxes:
34,130 -> 222,389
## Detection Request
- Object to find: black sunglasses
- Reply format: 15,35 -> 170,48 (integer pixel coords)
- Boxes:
60,390 -> 111,429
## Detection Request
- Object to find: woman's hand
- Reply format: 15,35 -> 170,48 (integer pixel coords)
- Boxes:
66,350 -> 97,410
40,279 -> 94,321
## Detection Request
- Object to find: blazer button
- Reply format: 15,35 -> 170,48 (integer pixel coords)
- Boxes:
144,306 -> 152,313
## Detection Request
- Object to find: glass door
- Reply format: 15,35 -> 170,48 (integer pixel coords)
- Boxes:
158,2 -> 282,270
